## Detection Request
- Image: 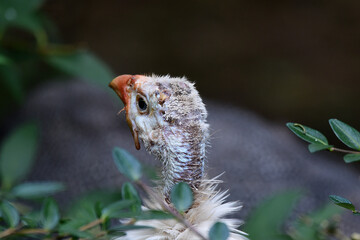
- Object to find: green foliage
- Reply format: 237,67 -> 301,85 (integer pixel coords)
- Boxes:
329,195 -> 358,213
101,200 -> 135,219
41,198 -> 60,230
287,120 -> 360,163
290,203 -> 342,240
308,143 -> 331,153
329,119 -> 360,151
113,147 -> 142,181
344,153 -> 360,163
287,119 -> 360,216
209,222 -> 229,240
170,182 -> 194,213
12,182 -> 65,199
245,191 -> 344,240
0,122 -> 38,190
286,123 -> 329,145
0,0 -> 114,120
245,190 -> 301,240
47,50 -> 114,86
0,200 -> 20,228
122,182 -> 141,213
135,210 -> 173,220
0,0 -> 46,44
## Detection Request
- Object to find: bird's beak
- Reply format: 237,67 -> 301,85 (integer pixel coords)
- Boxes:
109,74 -> 132,105
109,74 -> 141,150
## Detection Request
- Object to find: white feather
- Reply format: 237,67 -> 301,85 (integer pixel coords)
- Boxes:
115,175 -> 248,240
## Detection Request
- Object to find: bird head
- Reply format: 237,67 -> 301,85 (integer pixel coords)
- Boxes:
110,74 -> 209,195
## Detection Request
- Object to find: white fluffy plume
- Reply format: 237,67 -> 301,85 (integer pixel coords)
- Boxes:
115,176 -> 247,240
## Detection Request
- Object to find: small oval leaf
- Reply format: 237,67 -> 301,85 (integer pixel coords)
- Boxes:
41,198 -> 60,230
209,222 -> 230,240
0,200 -> 20,227
122,182 -> 141,213
344,154 -> 360,163
308,143 -> 332,153
112,147 -> 142,181
329,195 -> 355,211
0,123 -> 38,189
170,182 -> 193,212
47,50 -> 114,87
329,119 -> 360,151
101,200 -> 135,219
12,182 -> 65,199
286,123 -> 328,145
108,225 -> 153,234
136,210 -> 173,220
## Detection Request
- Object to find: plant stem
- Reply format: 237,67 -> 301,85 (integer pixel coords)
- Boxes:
136,181 -> 208,240
79,218 -> 103,231
330,147 -> 360,154
17,228 -> 49,235
0,227 -> 18,238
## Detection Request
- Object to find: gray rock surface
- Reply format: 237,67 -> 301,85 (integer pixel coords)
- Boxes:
22,81 -> 360,233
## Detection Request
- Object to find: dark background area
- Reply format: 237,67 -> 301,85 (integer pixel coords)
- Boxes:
43,0 -> 360,138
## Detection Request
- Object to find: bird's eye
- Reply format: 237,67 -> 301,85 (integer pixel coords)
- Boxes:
136,95 -> 148,113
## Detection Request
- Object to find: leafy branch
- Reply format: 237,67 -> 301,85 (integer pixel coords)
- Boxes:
287,119 -> 360,162
287,119 -> 360,215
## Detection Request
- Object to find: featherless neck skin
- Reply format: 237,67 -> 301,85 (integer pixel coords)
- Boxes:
149,124 -> 207,199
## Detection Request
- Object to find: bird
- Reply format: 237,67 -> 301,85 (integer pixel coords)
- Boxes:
109,74 -> 247,240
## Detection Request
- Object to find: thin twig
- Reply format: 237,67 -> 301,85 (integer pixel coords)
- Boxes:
136,181 -> 208,240
330,147 -> 360,155
79,218 -> 103,231
0,227 -> 18,238
17,228 -> 49,235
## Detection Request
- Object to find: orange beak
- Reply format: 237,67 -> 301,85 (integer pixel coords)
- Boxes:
109,74 -> 132,106
109,74 -> 141,150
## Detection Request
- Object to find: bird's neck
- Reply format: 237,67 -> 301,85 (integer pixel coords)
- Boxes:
156,125 -> 207,200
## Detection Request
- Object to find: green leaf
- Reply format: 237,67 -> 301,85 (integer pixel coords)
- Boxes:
0,122 -> 38,189
0,0 -> 46,43
244,190 -> 302,240
170,182 -> 193,212
112,147 -> 142,181
65,189 -> 122,222
101,200 -> 135,219
41,198 -> 60,230
308,143 -> 332,153
0,64 -> 23,103
122,182 -> 141,213
94,201 -> 103,219
47,50 -> 114,87
22,211 -> 41,228
108,225 -> 153,234
12,182 -> 65,199
344,153 -> 360,163
0,200 -> 20,227
0,54 -> 12,65
286,123 -> 328,145
329,119 -> 360,151
136,210 -> 173,220
209,222 -> 229,240
292,203 -> 342,240
0,0 -> 45,13
59,225 -> 93,239
329,195 -> 355,211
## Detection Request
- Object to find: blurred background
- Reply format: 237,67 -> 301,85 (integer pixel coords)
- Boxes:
44,0 -> 360,131
1,0 -> 360,133
1,0 -> 360,237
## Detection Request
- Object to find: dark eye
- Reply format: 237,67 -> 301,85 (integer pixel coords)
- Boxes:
136,95 -> 148,113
